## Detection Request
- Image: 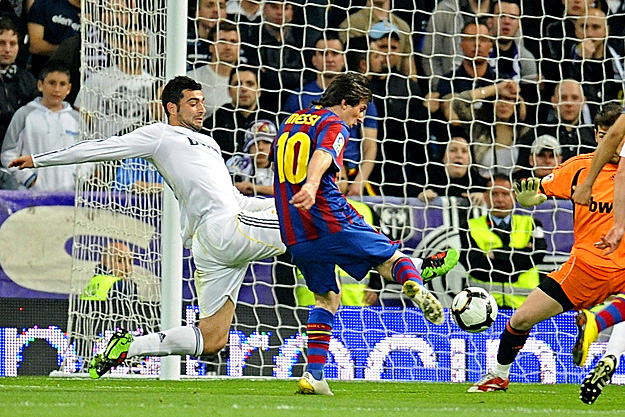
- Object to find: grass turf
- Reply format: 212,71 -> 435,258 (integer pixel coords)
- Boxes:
2,377 -> 625,417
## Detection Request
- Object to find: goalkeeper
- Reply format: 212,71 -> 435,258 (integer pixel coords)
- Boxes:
469,103 -> 625,393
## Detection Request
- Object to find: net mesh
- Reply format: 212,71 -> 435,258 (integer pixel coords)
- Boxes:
63,0 -> 622,381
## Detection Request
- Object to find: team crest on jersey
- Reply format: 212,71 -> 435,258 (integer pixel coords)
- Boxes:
333,133 -> 345,154
542,173 -> 554,182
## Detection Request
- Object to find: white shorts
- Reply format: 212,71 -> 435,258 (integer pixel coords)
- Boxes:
192,208 -> 286,318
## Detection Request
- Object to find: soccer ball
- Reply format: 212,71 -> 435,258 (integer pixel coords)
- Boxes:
451,287 -> 498,333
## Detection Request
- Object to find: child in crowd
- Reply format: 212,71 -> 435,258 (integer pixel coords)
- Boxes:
226,119 -> 276,196
1,61 -> 80,191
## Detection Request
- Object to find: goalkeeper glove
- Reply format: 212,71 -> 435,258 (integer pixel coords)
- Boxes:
514,178 -> 547,207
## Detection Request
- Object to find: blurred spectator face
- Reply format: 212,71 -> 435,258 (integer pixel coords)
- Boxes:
0,28 -> 18,68
485,177 -> 515,218
575,8 -> 607,40
210,29 -> 240,64
491,1 -> 521,41
197,0 -> 227,32
552,80 -> 584,124
495,99 -> 516,122
368,44 -> 386,74
530,149 -> 561,178
250,140 -> 272,168
373,36 -> 401,71
103,0 -> 132,29
460,23 -> 492,62
443,137 -> 471,179
564,0 -> 594,17
263,1 -> 293,26
118,30 -> 148,71
229,69 -> 260,109
311,38 -> 345,74
38,71 -> 71,109
103,243 -> 134,279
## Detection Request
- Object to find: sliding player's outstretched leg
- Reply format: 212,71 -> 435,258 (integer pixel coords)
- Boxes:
89,329 -> 133,379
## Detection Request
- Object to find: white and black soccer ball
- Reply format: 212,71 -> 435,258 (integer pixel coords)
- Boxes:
451,287 -> 498,333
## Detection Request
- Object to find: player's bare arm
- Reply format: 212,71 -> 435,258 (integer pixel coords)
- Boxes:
290,150 -> 333,211
595,156 -> 625,254
9,155 -> 34,169
573,113 -> 625,205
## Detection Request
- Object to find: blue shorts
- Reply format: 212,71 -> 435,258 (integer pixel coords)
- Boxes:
289,222 -> 399,295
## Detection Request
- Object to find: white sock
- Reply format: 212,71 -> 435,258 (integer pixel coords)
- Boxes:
128,326 -> 203,358
411,257 -> 424,274
605,321 -> 625,366
493,362 -> 512,378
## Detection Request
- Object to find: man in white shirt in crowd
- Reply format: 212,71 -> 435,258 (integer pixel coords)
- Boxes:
76,27 -> 157,139
187,21 -> 241,121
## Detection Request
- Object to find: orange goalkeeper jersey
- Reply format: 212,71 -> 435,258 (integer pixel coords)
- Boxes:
540,152 -> 625,269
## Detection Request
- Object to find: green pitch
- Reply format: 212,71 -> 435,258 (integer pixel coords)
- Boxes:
2,377 -> 625,417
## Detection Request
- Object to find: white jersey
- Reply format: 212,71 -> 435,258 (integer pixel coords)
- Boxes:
1,98 -> 81,191
32,123 -> 274,247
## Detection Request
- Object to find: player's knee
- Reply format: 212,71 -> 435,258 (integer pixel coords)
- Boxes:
509,310 -> 534,331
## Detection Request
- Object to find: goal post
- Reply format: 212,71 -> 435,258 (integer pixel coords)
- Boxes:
159,0 -> 188,382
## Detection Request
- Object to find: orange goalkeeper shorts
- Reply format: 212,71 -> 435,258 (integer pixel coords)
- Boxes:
547,255 -> 625,310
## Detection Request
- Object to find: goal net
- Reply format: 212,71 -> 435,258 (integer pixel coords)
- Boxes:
61,0 -> 622,383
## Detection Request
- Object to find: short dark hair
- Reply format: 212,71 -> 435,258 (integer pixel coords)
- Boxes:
207,20 -> 238,43
595,102 -> 622,129
345,36 -> 368,73
161,76 -> 203,117
38,60 -> 71,82
228,65 -> 259,86
313,72 -> 372,107
0,16 -> 20,39
487,172 -> 512,187
461,18 -> 491,35
312,32 -> 344,51
490,0 -> 521,14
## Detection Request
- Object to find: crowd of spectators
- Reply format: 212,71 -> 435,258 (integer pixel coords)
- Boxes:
181,0 -> 622,203
0,0 -> 622,203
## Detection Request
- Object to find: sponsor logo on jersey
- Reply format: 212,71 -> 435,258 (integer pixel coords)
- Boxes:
588,197 -> 613,213
188,136 -> 220,154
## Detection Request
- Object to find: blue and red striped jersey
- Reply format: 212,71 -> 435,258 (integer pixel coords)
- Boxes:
272,107 -> 362,246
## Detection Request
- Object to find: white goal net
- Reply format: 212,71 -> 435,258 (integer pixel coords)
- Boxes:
61,0 -> 623,383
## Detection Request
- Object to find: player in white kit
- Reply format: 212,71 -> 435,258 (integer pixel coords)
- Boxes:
11,76 -> 459,378
10,76 -> 287,377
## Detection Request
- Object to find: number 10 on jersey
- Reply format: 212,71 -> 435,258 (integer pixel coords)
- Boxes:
276,132 -> 311,184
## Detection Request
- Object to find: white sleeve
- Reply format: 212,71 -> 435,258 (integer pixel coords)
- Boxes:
32,124 -> 163,167
1,108 -> 36,186
232,186 -> 276,211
